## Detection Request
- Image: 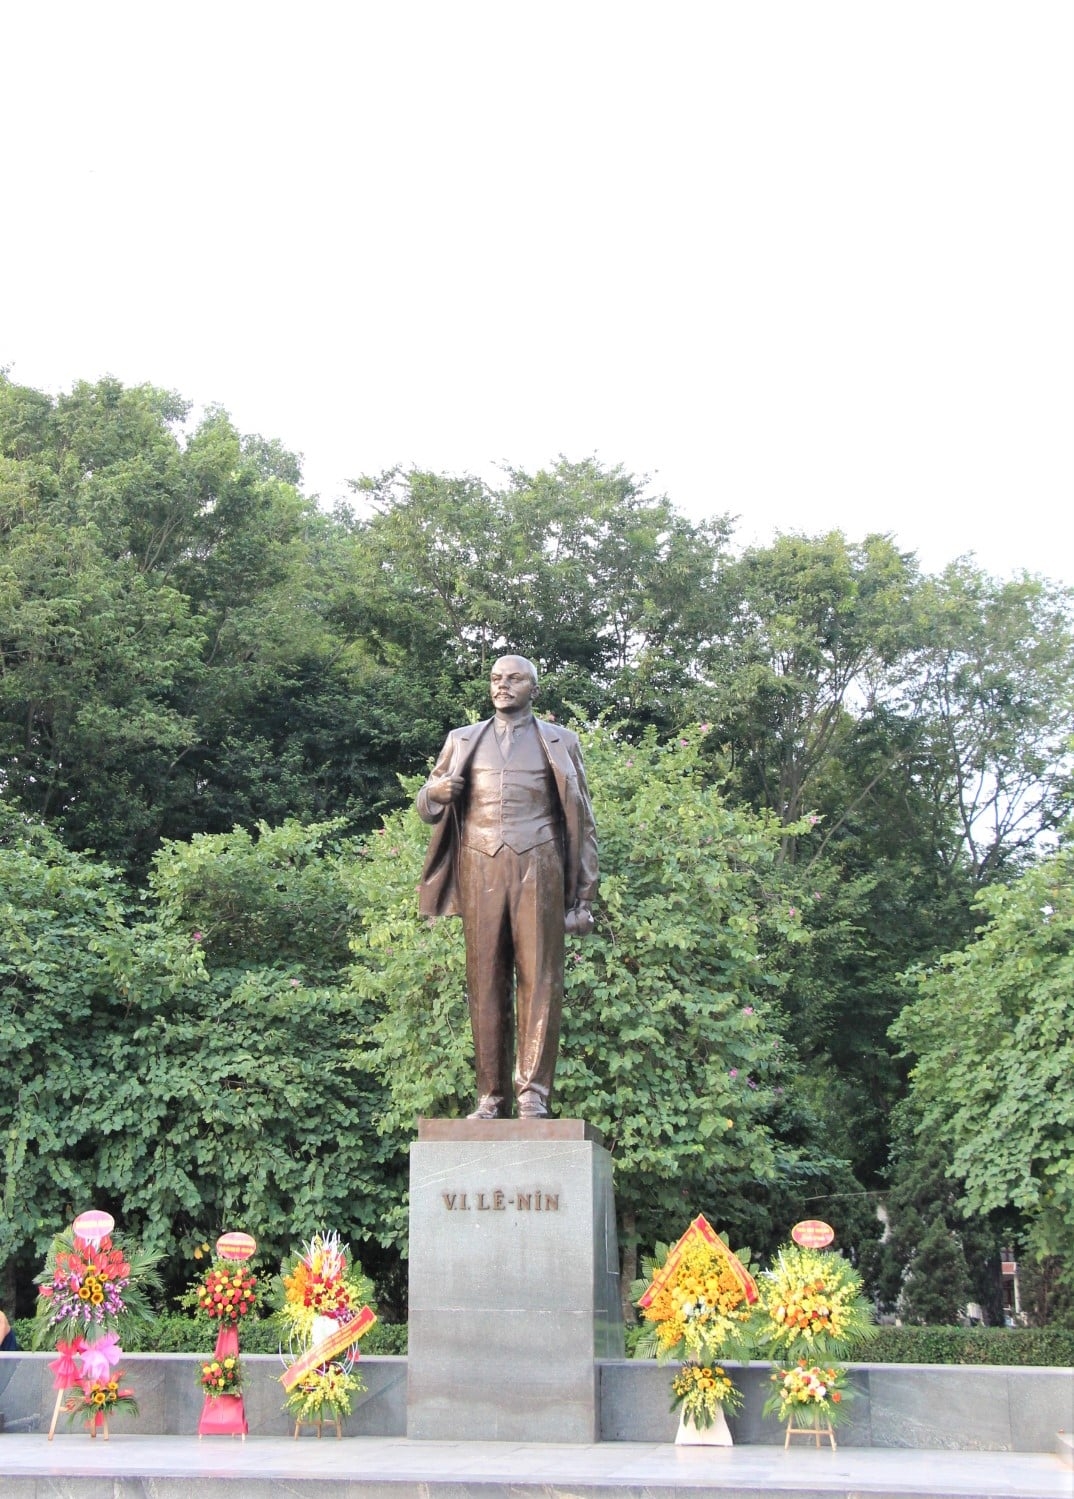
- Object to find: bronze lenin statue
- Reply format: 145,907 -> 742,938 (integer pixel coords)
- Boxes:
416,656 -> 598,1119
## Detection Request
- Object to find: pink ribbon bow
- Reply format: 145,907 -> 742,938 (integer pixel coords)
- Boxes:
48,1337 -> 87,1390
80,1332 -> 122,1384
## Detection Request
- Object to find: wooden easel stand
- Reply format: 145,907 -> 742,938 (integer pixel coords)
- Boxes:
293,1414 -> 342,1439
785,1413 -> 836,1450
46,1388 -> 65,1442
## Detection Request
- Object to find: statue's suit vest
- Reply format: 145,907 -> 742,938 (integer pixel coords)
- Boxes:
462,718 -> 559,856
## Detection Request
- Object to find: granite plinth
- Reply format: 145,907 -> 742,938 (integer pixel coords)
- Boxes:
407,1120 -> 624,1442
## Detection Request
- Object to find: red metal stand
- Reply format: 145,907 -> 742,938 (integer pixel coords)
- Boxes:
197,1323 -> 248,1438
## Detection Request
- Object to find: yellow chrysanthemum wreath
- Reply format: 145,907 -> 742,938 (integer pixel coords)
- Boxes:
642,1239 -> 754,1360
632,1217 -> 758,1365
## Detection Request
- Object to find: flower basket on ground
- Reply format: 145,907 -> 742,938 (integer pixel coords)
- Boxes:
762,1359 -> 853,1449
63,1376 -> 139,1438
763,1358 -> 852,1426
671,1362 -> 743,1439
632,1215 -> 758,1445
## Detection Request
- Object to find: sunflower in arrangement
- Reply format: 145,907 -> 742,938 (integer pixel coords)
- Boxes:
33,1211 -> 161,1441
669,1361 -> 744,1431
34,1222 -> 160,1345
63,1375 -> 139,1434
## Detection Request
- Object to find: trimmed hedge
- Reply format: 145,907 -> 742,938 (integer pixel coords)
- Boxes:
863,1325 -> 1074,1367
11,1314 -> 408,1356
622,1321 -> 1074,1367
12,1319 -> 1073,1366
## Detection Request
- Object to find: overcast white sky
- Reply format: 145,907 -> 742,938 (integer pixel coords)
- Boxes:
3,1 -> 1072,583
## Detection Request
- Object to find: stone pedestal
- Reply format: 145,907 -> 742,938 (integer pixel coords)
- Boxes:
406,1118 -> 624,1442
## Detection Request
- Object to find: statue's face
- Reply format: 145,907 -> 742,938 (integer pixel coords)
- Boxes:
490,656 -> 538,715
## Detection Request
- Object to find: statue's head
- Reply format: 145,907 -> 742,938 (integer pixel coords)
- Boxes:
490,655 -> 539,714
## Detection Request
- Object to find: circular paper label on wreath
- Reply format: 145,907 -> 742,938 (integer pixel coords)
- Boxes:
791,1219 -> 835,1248
72,1209 -> 115,1243
216,1231 -> 257,1261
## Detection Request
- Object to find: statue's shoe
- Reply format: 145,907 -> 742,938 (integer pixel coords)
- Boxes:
467,1097 -> 505,1119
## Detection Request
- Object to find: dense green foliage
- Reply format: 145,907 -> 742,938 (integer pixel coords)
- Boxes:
892,838 -> 1074,1289
0,807 -> 402,1312
3,372 -> 1073,1328
0,376 -> 454,873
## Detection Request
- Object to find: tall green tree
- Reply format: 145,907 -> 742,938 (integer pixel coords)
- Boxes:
703,531 -> 919,845
891,836 -> 1074,1288
899,562 -> 1074,886
702,538 -> 1074,1187
874,1118 -> 1002,1323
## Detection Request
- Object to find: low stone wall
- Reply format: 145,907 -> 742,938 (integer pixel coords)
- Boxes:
599,1359 -> 1074,1452
0,1353 -> 407,1439
2,1353 -> 1070,1451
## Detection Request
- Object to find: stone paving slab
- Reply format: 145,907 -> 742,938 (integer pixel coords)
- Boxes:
0,1434 -> 1070,1499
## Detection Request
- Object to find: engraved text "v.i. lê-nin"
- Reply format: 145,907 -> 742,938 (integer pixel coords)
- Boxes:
440,1189 -> 560,1212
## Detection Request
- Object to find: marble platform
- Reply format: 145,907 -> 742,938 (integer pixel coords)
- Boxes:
0,1432 -> 1071,1499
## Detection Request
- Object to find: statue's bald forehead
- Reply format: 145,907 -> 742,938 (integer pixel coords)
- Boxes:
491,655 -> 538,685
